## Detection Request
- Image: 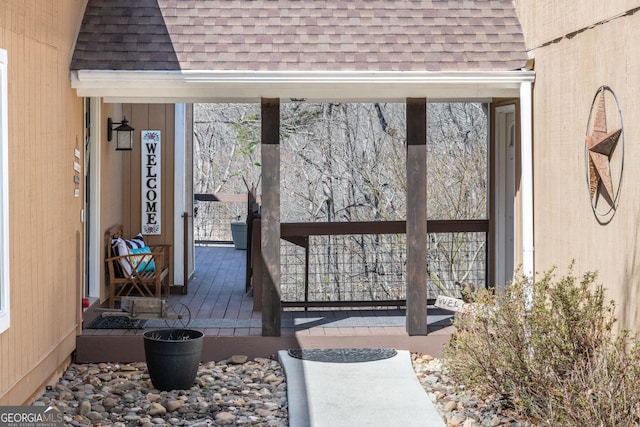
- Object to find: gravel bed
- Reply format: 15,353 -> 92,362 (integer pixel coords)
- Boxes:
33,354 -> 533,426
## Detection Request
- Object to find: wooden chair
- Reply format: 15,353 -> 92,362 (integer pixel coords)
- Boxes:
105,225 -> 171,309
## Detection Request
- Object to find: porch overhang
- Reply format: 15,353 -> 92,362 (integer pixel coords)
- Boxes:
77,67 -> 536,336
71,69 -> 535,103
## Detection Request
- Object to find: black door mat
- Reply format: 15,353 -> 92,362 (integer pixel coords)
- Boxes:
287,348 -> 398,363
86,316 -> 147,329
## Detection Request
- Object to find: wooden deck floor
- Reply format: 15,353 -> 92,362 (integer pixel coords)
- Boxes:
76,245 -> 454,363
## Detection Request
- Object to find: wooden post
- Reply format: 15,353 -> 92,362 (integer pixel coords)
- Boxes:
251,218 -> 262,312
261,98 -> 281,336
406,98 -> 428,335
246,189 -> 256,293
183,212 -> 189,295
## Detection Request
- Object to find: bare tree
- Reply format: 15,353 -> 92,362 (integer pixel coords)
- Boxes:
194,101 -> 487,301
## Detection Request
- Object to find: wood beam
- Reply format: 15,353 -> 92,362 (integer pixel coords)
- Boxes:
261,98 -> 281,336
194,193 -> 248,203
280,219 -> 488,237
406,98 -> 428,335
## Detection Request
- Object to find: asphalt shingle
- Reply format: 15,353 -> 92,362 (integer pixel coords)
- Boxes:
71,0 -> 528,72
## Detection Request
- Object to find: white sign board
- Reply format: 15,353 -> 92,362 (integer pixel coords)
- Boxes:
142,130 -> 161,235
434,295 -> 468,313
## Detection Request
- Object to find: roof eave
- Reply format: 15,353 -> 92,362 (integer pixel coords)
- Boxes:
71,69 -> 536,103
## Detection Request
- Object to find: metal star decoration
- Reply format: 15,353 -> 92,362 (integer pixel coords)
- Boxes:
586,89 -> 622,202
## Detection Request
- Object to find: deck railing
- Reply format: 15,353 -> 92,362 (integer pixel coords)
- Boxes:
283,220 -> 487,308
193,193 -> 248,243
193,196 -> 489,310
251,219 -> 488,310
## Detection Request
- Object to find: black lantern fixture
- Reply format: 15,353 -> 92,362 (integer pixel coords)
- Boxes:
107,117 -> 135,151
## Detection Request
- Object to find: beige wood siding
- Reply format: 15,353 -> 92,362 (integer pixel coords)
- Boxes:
515,1 -> 638,51
100,103 -> 176,301
0,0 -> 88,404
515,2 -> 640,332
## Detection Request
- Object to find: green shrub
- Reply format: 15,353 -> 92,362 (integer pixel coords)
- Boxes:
444,264 -> 640,426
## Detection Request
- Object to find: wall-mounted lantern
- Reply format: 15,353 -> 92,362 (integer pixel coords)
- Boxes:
107,117 -> 135,151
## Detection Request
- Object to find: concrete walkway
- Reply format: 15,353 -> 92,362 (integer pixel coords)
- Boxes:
279,349 -> 446,427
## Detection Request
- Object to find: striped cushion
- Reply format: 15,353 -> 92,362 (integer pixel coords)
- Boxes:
111,233 -> 147,277
125,233 -> 145,250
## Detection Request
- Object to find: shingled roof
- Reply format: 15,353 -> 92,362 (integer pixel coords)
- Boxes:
71,0 -> 528,72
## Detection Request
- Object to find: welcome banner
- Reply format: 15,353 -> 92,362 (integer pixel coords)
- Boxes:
142,130 -> 161,235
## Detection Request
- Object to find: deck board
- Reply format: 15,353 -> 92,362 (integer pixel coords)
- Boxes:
77,244 -> 454,362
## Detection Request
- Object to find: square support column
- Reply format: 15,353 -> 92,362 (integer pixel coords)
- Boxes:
406,98 -> 428,335
261,98 -> 281,336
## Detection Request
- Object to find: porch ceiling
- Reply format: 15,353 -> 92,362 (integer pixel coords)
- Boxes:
70,0 -> 533,103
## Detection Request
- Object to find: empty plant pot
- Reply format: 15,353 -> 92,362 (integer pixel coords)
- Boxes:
143,328 -> 204,391
230,221 -> 248,250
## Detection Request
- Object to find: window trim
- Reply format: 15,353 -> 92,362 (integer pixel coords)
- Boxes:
0,48 -> 10,333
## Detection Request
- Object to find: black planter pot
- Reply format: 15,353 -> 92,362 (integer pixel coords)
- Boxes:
143,329 -> 204,391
